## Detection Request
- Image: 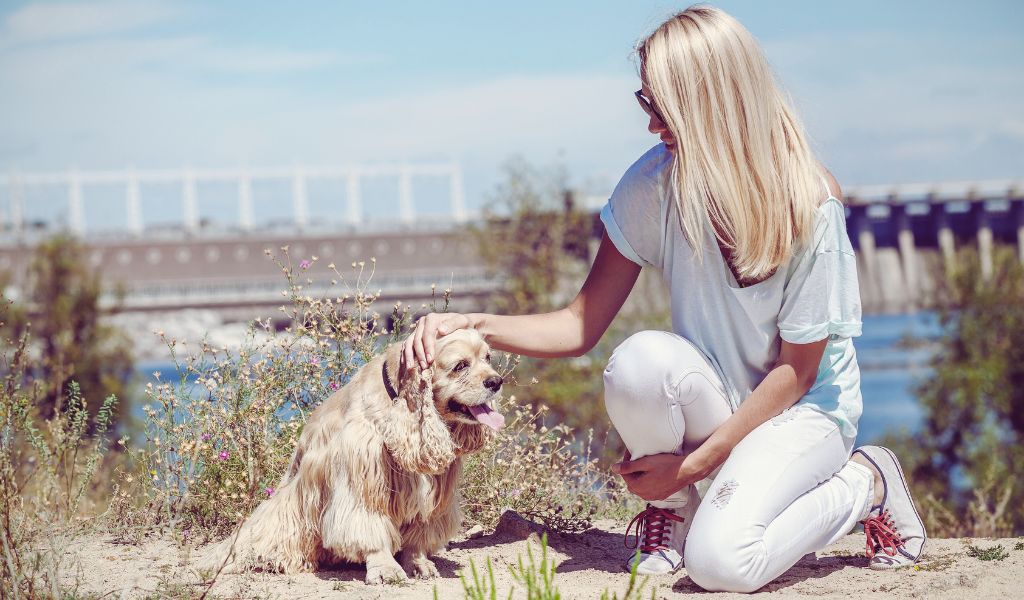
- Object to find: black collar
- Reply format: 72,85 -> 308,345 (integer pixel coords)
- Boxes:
382,360 -> 399,401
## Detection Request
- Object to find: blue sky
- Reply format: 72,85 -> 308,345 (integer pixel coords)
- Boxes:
1,0 -> 1022,223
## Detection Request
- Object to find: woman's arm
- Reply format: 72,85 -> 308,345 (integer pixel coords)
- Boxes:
404,234 -> 642,369
613,337 -> 827,501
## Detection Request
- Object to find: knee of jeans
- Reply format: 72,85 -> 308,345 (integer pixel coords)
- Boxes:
603,331 -> 679,400
683,531 -> 763,593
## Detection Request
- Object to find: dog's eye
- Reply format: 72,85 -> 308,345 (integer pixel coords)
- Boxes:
452,360 -> 469,373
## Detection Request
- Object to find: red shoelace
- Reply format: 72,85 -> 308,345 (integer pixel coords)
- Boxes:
860,509 -> 905,558
625,504 -> 685,553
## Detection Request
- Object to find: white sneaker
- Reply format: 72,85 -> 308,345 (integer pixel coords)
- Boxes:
623,489 -> 696,575
853,446 -> 927,570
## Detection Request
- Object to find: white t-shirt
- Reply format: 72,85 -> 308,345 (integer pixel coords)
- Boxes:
600,144 -> 863,438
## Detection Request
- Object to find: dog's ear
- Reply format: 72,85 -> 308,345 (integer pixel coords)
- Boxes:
379,343 -> 457,475
450,422 -> 490,456
395,350 -> 431,412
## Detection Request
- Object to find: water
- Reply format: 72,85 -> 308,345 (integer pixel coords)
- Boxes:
856,312 -> 940,443
132,313 -> 940,444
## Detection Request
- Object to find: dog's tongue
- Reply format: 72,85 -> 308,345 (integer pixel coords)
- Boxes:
468,404 -> 505,431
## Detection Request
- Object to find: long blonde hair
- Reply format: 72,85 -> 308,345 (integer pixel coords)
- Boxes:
638,5 -> 824,281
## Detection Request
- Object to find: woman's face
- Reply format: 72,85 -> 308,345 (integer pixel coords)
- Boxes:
639,76 -> 676,151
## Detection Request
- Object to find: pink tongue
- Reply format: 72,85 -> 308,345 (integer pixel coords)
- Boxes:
467,404 -> 505,431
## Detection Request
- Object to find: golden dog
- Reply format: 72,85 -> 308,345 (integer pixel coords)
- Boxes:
205,329 -> 504,583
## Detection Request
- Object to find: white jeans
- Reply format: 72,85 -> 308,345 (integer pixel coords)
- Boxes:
604,331 -> 874,593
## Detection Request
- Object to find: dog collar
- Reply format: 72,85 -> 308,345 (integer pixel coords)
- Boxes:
382,360 -> 399,401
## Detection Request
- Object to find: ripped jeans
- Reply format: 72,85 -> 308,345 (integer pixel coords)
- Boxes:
604,331 -> 874,593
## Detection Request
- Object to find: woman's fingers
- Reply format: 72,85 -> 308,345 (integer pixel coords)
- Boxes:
412,318 -> 429,370
423,314 -> 441,367
402,320 -> 420,369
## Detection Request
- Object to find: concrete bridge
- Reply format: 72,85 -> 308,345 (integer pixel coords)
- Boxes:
1,165 -> 1021,319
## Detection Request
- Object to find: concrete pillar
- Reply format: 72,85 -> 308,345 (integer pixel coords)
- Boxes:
68,169 -> 85,235
935,203 -> 955,274
292,168 -> 308,229
893,204 -> 918,311
347,169 -> 362,224
451,163 -> 467,223
183,169 -> 198,233
849,204 -> 878,311
398,167 -> 415,224
126,171 -> 143,235
973,201 -> 992,280
238,171 -> 253,231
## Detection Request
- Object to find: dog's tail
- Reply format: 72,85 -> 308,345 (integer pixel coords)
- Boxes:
200,450 -> 323,575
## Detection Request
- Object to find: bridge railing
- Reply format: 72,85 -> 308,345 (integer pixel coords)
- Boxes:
1,163 -> 467,240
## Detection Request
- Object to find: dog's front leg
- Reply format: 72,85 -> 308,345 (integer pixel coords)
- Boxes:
399,548 -> 440,579
364,549 -> 408,585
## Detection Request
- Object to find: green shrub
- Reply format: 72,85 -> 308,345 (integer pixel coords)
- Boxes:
1,294 -> 119,597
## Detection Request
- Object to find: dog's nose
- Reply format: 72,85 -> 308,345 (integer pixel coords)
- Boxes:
483,376 -> 503,392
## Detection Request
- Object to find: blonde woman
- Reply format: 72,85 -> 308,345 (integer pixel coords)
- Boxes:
404,5 -> 926,592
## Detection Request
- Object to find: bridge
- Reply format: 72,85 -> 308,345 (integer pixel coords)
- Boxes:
1,165 -> 1022,320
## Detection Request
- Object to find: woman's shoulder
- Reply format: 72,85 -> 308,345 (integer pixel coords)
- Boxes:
822,168 -> 843,203
611,144 -> 673,203
808,168 -> 854,254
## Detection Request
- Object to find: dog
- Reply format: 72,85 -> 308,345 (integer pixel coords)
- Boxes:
203,328 -> 505,584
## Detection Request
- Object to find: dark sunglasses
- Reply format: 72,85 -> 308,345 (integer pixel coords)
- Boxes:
635,89 -> 666,124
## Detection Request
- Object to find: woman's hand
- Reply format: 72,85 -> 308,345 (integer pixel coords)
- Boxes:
612,446 -> 724,502
403,312 -> 473,370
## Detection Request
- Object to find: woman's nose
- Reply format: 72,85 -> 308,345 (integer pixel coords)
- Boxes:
647,114 -> 667,135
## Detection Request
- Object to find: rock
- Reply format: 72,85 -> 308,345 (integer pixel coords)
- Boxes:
465,525 -> 486,540
494,510 -> 547,541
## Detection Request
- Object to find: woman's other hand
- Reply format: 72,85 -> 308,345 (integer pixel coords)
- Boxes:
403,312 -> 473,370
612,448 -> 721,502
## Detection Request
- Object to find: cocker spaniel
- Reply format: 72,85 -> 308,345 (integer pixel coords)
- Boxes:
204,329 -> 505,583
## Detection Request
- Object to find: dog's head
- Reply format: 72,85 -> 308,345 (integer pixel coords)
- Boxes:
381,329 -> 504,474
427,329 -> 505,432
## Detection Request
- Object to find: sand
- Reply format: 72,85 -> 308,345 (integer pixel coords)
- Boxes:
62,513 -> 1023,599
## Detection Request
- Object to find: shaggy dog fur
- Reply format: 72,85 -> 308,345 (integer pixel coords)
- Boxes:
203,329 -> 504,584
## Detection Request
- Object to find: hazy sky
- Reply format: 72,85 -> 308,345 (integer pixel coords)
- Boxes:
1,0 -> 1022,223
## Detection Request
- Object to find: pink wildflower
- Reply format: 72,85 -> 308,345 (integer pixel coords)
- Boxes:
219,450 -> 229,461
265,487 -> 275,496
329,381 -> 339,391
299,259 -> 311,270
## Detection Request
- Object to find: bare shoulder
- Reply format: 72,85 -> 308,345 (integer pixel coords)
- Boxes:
822,168 -> 843,202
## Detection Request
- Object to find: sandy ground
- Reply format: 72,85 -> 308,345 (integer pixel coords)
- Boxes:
63,513 -> 1024,599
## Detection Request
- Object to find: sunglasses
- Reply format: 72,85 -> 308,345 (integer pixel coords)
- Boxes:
635,89 -> 666,125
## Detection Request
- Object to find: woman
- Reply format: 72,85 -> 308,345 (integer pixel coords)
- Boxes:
404,5 -> 926,592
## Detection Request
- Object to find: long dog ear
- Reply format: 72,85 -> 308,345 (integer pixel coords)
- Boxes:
379,344 -> 457,475
450,422 -> 490,456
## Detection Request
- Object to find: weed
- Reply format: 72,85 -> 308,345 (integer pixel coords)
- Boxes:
1,292 -> 120,597
456,535 -> 655,600
913,555 -> 956,572
1014,540 -> 1024,551
965,543 -> 1009,561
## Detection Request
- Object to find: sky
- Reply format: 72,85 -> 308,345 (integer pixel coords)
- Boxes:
0,0 -> 1022,227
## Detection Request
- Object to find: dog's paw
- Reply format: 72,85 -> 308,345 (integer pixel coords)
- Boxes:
364,562 -> 408,585
407,557 -> 440,580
